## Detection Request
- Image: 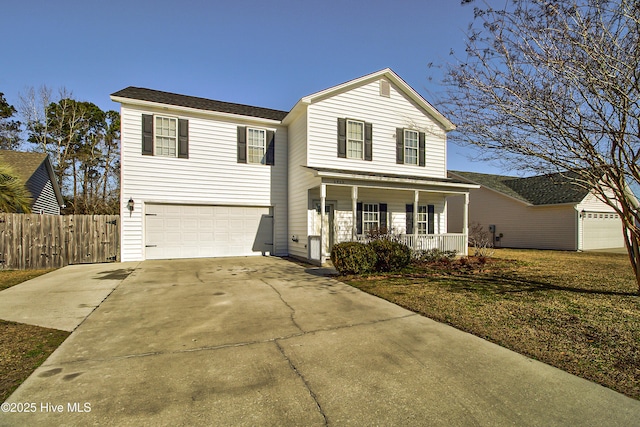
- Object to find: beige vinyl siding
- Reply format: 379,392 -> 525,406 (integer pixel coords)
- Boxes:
448,188 -> 578,250
576,190 -> 625,250
307,79 -> 447,178
120,105 -> 288,261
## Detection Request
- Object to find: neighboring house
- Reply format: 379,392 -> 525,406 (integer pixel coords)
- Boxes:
447,170 -> 625,251
111,69 -> 477,263
0,150 -> 64,215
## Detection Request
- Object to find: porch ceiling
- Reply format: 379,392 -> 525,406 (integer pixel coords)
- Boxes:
304,166 -> 479,194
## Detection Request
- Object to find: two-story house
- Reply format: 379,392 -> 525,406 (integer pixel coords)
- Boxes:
111,69 -> 477,264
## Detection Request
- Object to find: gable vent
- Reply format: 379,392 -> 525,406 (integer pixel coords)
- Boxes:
380,79 -> 390,97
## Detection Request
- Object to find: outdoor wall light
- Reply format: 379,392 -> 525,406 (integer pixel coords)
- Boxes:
127,198 -> 135,216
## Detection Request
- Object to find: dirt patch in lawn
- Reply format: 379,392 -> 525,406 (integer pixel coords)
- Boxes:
0,269 -> 69,402
342,249 -> 640,400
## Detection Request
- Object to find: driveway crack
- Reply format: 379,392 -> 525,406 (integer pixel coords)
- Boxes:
275,340 -> 329,426
261,279 -> 304,334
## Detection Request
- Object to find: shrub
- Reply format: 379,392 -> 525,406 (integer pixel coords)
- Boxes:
330,242 -> 377,275
412,248 -> 458,264
368,239 -> 411,272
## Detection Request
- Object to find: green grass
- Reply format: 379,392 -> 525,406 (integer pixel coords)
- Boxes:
342,249 -> 640,400
0,269 -> 69,402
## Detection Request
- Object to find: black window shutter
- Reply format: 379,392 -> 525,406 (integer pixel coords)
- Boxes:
428,204 -> 435,234
364,122 -> 373,161
396,128 -> 404,164
419,132 -> 426,167
265,130 -> 275,165
237,126 -> 247,163
405,204 -> 414,234
337,118 -> 347,158
356,202 -> 363,234
178,119 -> 189,158
379,203 -> 387,231
142,114 -> 153,155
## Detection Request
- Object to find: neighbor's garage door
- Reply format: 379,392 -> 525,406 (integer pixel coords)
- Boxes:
582,212 -> 624,250
145,204 -> 272,260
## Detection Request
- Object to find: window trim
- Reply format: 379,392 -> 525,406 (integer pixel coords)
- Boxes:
154,115 -> 178,157
362,203 -> 380,233
404,129 -> 419,165
346,119 -> 364,160
247,127 -> 267,164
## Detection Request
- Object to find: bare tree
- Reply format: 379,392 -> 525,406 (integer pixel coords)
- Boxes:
443,0 -> 640,291
18,87 -> 121,214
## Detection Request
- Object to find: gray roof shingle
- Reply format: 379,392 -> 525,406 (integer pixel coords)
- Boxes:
0,150 -> 47,184
111,87 -> 289,121
450,170 -> 592,205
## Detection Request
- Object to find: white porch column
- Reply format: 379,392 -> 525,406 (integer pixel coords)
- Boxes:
351,186 -> 358,241
463,192 -> 469,256
320,183 -> 326,263
413,190 -> 419,250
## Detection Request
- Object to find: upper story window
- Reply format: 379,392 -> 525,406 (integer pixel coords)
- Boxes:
347,120 -> 364,159
155,116 -> 177,157
396,127 -> 425,167
337,118 -> 372,161
404,130 -> 418,165
247,128 -> 266,164
141,114 -> 189,158
237,126 -> 275,166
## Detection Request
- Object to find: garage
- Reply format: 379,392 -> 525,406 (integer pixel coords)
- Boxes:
145,204 -> 273,260
582,212 -> 625,250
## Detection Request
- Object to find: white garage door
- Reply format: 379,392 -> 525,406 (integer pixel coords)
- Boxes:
145,204 -> 272,260
582,212 -> 624,250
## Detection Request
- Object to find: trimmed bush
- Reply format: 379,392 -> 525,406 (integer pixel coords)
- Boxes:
368,239 -> 411,272
330,242 -> 377,275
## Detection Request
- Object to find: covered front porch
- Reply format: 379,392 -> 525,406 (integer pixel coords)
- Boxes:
304,168 -> 477,264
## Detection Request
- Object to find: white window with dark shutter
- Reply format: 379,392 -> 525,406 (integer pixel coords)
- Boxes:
237,126 -> 275,165
347,120 -> 364,159
363,203 -> 379,233
142,114 -> 188,158
417,205 -> 428,234
247,128 -> 266,164
397,127 -> 425,166
404,130 -> 419,165
155,116 -> 177,157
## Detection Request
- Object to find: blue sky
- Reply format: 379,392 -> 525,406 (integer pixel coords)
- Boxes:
2,0 -> 494,173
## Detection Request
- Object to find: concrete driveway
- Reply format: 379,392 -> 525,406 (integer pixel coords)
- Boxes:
1,257 -> 639,426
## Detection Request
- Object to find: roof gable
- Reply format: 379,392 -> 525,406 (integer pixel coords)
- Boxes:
450,170 -> 592,206
110,87 -> 288,121
283,68 -> 455,130
0,150 -> 64,207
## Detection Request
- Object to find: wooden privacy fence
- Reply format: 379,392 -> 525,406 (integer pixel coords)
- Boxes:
0,213 -> 120,270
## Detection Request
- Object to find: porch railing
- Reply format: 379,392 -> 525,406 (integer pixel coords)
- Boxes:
399,233 -> 466,254
355,233 -> 467,255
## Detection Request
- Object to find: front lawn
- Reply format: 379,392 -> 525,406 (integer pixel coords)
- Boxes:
341,249 -> 640,400
0,269 -> 69,402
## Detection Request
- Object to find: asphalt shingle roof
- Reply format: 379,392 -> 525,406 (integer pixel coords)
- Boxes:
111,87 -> 289,121
450,170 -> 592,205
0,150 -> 47,184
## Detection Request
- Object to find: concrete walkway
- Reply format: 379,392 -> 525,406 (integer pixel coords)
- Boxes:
1,257 -> 639,426
0,262 -> 139,331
